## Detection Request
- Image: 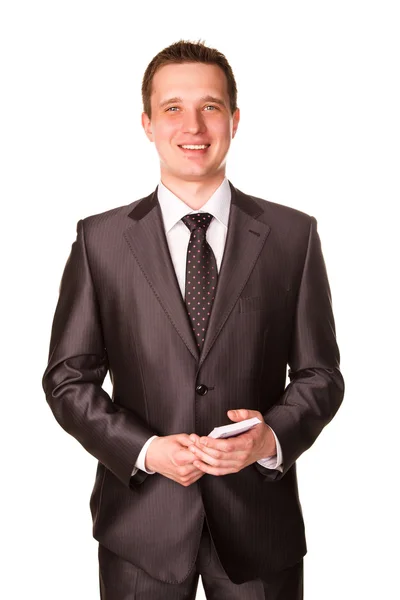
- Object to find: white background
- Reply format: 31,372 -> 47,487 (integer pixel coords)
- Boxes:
1,1 -> 399,598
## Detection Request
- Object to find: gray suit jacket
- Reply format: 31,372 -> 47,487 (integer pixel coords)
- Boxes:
42,181 -> 344,584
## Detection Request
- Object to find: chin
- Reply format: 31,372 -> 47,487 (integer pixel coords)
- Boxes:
174,172 -> 210,182
170,165 -> 213,179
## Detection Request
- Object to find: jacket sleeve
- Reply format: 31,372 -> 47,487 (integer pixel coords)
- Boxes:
255,216 -> 345,481
42,219 -> 155,489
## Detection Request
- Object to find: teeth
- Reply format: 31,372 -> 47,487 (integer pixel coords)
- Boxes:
180,145 -> 209,149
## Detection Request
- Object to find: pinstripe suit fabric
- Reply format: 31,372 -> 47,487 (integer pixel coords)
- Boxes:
98,520 -> 303,598
42,181 -> 344,587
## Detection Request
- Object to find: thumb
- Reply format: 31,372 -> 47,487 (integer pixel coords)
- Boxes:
227,408 -> 254,422
226,408 -> 264,422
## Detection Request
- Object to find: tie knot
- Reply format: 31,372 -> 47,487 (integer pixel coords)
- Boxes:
181,212 -> 214,233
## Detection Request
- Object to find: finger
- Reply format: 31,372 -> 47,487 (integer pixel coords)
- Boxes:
193,459 -> 240,476
189,446 -> 238,469
176,448 -> 199,465
198,435 -> 249,453
179,435 -> 203,448
189,442 -> 244,461
227,408 -> 250,421
188,469 -> 205,482
173,462 -> 202,482
227,408 -> 263,421
184,466 -> 204,479
183,473 -> 203,487
176,434 -> 193,446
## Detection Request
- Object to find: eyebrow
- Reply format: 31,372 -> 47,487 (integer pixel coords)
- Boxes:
159,95 -> 227,109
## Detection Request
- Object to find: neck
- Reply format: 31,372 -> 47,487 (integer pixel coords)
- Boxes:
160,172 -> 226,210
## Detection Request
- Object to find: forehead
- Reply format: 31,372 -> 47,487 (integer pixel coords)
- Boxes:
151,62 -> 229,101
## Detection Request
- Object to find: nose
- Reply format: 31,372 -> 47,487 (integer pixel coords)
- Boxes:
182,109 -> 206,134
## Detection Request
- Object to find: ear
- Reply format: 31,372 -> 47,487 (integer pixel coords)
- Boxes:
141,112 -> 153,142
232,107 -> 240,139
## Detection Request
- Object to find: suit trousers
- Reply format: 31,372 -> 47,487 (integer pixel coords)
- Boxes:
98,520 -> 303,600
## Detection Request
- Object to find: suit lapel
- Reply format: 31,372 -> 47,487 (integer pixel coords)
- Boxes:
197,182 -> 270,368
123,181 -> 271,366
124,188 -> 199,360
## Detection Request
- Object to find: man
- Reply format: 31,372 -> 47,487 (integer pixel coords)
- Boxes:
42,40 -> 344,599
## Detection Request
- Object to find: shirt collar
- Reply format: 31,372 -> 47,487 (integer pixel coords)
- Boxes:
156,177 -> 231,234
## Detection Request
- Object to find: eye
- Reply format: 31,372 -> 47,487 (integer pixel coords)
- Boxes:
166,105 -> 218,112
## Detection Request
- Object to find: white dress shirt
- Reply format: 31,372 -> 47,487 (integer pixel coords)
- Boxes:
132,177 -> 283,476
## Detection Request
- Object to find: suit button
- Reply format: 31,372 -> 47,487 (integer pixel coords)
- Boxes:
196,384 -> 208,396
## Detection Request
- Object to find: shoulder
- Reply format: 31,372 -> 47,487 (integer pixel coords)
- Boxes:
234,186 -> 315,241
248,191 -> 312,224
81,197 -> 143,229
76,191 -> 154,243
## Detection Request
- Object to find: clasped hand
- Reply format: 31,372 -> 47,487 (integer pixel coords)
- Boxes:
145,409 -> 276,487
186,409 -> 276,477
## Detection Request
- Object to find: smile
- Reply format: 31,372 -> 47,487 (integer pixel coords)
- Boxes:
179,144 -> 210,150
178,144 -> 211,155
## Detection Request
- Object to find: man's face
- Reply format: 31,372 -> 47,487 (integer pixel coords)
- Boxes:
142,62 -> 240,183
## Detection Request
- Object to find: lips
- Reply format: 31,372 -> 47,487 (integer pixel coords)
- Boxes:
177,144 -> 211,155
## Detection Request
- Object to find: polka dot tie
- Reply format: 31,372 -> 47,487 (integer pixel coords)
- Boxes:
181,212 -> 218,352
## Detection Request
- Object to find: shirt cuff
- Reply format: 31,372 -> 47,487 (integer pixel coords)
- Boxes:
131,435 -> 159,475
256,425 -> 283,472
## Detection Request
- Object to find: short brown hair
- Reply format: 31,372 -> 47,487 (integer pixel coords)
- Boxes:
141,39 -> 238,119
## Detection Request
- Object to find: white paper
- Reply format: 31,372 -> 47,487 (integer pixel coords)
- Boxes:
207,417 -> 262,439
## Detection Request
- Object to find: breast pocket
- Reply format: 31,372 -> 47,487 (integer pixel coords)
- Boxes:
238,296 -> 267,313
238,291 -> 290,316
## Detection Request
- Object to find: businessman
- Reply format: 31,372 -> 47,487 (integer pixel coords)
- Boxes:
43,40 -> 344,599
